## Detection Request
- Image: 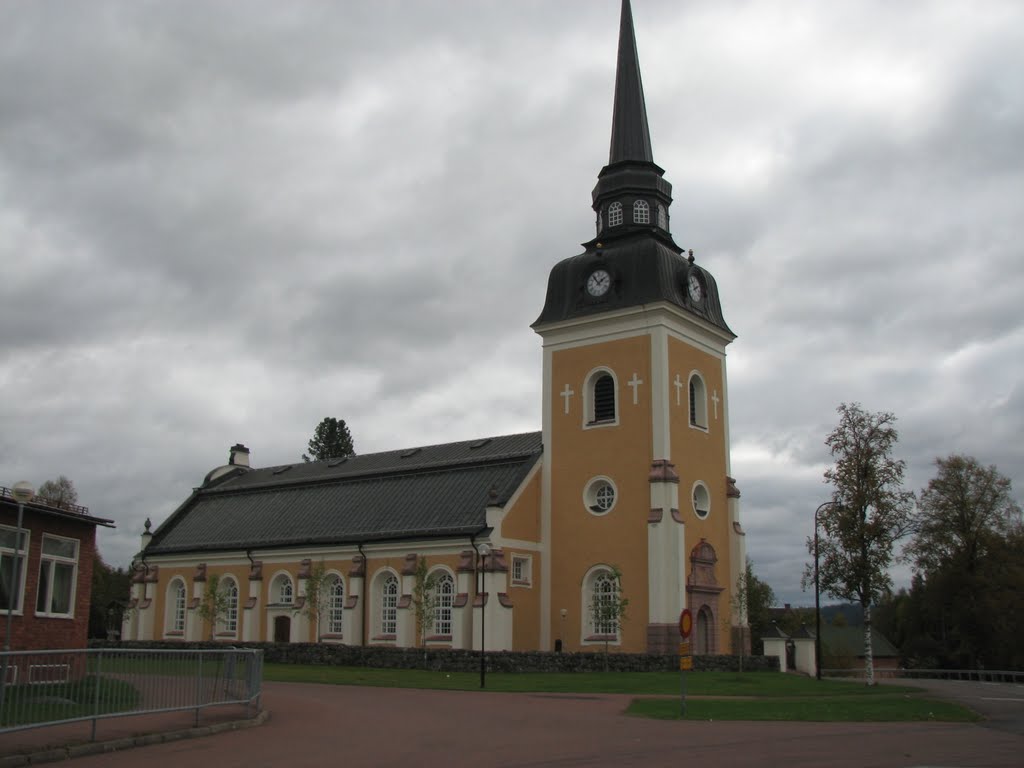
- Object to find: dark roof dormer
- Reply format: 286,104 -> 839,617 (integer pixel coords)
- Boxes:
533,0 -> 733,338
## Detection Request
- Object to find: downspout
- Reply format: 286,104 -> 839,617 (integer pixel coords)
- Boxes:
357,542 -> 367,647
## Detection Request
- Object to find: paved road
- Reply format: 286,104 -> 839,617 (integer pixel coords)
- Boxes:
58,681 -> 1023,768
888,677 -> 1024,735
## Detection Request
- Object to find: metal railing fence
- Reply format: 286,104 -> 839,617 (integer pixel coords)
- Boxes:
0,647 -> 262,739
822,667 -> 1024,684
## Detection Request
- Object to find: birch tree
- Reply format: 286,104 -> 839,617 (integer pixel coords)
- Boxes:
807,403 -> 914,685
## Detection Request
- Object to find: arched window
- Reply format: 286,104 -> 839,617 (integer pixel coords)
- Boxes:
633,199 -> 650,224
586,369 -> 617,426
583,567 -> 623,641
271,573 -> 294,605
431,571 -> 456,637
597,210 -> 604,234
326,574 -> 345,635
380,573 -> 399,636
221,577 -> 239,635
166,578 -> 186,634
608,202 -> 623,227
658,204 -> 667,230
688,373 -> 707,428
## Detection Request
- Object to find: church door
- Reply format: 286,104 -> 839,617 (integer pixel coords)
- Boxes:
274,616 -> 291,643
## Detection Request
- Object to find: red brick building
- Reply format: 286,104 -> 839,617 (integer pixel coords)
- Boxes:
1,485 -> 114,651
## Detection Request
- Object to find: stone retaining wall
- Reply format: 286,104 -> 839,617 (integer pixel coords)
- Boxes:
89,640 -> 780,673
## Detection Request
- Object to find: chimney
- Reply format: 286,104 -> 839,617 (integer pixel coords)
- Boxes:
229,443 -> 250,467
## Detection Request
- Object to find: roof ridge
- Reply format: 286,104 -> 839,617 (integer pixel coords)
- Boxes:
203,453 -> 541,497
253,430 -> 542,473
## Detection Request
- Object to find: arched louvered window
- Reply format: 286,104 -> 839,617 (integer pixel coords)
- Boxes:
593,374 -> 615,423
633,199 -> 650,224
689,373 -> 707,428
608,202 -> 623,227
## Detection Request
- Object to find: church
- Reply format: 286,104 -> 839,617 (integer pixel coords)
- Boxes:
124,0 -> 746,657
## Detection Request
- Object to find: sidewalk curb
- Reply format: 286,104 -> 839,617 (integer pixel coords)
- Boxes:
0,709 -> 269,767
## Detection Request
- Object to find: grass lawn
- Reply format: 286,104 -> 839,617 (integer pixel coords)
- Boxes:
261,665 -> 977,722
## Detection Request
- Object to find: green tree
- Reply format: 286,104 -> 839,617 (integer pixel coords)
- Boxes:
302,417 -> 356,462
196,574 -> 232,640
732,558 -> 776,663
297,560 -> 330,642
37,475 -> 78,507
905,457 -> 1023,668
88,554 -> 132,638
589,566 -> 629,671
908,455 -> 1021,575
410,557 -> 440,657
805,403 -> 914,685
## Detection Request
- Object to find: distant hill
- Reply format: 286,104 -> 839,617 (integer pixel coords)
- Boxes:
821,603 -> 863,626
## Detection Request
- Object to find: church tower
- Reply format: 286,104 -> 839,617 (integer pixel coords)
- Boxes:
533,0 -> 744,654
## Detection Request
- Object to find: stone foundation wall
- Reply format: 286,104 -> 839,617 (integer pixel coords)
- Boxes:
90,640 -> 780,673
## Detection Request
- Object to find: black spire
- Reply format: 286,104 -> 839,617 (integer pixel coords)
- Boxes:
608,0 -> 653,164
532,0 -> 733,339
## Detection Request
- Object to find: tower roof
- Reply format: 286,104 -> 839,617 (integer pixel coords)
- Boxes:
533,1 -> 733,339
608,0 -> 653,165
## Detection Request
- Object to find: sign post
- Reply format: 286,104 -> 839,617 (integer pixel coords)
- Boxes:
679,609 -> 692,717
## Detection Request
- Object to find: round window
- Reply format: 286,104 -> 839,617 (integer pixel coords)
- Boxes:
692,482 -> 710,519
584,477 -> 617,515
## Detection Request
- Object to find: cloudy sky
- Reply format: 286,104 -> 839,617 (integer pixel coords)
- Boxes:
2,0 -> 1022,606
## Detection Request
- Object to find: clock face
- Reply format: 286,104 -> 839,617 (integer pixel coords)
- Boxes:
587,269 -> 611,297
687,273 -> 703,302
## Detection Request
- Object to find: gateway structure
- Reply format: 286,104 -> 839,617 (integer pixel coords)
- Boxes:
125,0 -> 745,656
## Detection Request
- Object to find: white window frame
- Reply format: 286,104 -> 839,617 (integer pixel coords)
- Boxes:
688,371 -> 708,430
633,199 -> 650,224
583,476 -> 618,516
219,576 -> 239,636
165,578 -> 187,635
608,201 -> 623,227
510,555 -> 532,587
377,571 -> 399,638
326,573 -> 345,637
583,367 -> 619,429
581,565 -> 623,644
35,534 -> 78,619
429,569 -> 456,638
0,524 -> 30,615
692,481 -> 710,520
270,572 -> 294,605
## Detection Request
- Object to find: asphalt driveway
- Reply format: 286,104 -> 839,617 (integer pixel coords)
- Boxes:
46,680 -> 1024,768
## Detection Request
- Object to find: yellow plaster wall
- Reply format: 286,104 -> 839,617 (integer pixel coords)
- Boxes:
500,467 -> 542,543
508,549 -> 542,650
548,335 -> 653,653
668,335 -> 733,652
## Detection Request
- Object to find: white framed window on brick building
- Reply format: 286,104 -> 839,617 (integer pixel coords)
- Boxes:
35,534 -> 78,618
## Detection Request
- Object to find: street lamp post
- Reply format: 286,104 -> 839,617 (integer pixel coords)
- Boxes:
814,501 -> 836,681
478,543 -> 490,689
2,481 -> 35,721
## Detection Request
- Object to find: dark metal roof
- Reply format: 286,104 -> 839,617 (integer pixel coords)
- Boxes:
0,487 -> 115,529
145,432 -> 542,555
533,235 -> 733,335
608,0 -> 653,165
